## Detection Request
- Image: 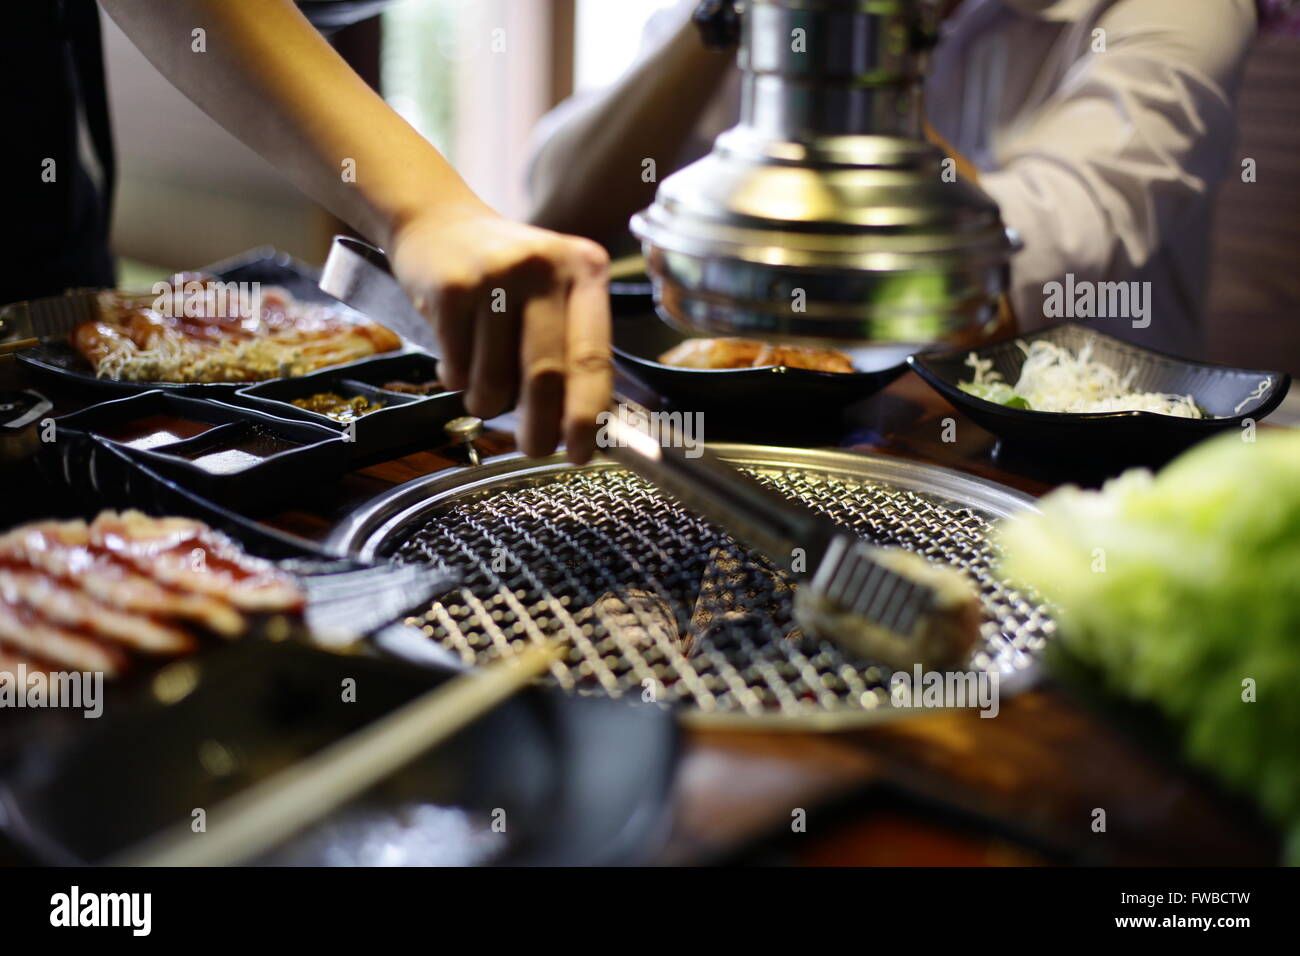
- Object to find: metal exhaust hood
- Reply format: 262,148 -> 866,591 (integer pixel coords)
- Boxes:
630,0 -> 1017,352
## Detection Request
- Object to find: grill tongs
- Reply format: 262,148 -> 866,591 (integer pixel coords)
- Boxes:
598,411 -> 980,670
318,235 -> 979,670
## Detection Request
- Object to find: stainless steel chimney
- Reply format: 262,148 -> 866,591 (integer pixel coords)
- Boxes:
629,0 -> 1016,352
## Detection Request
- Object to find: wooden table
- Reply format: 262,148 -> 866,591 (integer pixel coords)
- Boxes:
1,359 -> 1280,865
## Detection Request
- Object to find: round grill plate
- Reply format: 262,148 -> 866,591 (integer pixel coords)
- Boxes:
327,447 -> 1053,730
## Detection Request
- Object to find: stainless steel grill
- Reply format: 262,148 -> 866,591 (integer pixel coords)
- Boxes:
329,447 -> 1054,729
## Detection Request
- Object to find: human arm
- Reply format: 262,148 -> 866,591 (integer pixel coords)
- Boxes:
99,0 -> 611,460
974,0 -> 1257,329
526,6 -> 735,244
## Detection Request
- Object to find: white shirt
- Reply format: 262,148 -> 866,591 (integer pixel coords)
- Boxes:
535,0 -> 1258,356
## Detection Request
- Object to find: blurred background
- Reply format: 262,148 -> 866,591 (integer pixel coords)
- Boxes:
102,0 -> 1300,374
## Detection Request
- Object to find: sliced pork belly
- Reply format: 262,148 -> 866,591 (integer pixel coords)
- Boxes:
0,568 -> 195,655
0,602 -> 126,676
0,646 -> 48,679
87,511 -> 304,614
0,519 -> 245,637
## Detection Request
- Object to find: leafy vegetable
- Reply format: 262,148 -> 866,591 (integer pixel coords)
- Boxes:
997,429 -> 1300,863
958,380 -> 1029,408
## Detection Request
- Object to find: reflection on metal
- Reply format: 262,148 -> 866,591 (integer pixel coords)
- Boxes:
631,0 -> 1016,350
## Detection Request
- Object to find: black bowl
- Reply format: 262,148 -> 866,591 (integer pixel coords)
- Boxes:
611,308 -> 909,418
0,640 -> 678,866
908,323 -> 1290,464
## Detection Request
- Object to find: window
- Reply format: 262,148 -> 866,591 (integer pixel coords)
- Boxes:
382,0 -> 557,218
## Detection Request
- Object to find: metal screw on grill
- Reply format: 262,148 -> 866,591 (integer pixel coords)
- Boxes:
444,416 -> 484,466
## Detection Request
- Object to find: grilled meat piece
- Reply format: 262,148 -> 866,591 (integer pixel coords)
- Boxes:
689,545 -> 798,647
658,337 -> 855,373
0,601 -> 127,676
575,587 -> 690,658
71,280 -> 401,383
87,511 -> 303,615
0,568 -> 194,655
0,518 -> 245,637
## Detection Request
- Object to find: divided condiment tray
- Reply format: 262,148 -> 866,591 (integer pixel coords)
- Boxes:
50,391 -> 347,513
227,352 -> 465,460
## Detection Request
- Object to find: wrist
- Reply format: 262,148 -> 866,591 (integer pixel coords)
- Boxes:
382,190 -> 493,251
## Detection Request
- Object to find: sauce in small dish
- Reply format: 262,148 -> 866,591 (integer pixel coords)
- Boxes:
101,415 -> 215,450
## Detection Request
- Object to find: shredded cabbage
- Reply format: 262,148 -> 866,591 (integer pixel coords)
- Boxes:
960,341 -> 1205,418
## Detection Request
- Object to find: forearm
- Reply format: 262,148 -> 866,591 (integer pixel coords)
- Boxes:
99,0 -> 483,248
527,15 -> 733,242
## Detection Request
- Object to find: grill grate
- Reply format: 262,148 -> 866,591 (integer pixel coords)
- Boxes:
384,461 -> 1054,725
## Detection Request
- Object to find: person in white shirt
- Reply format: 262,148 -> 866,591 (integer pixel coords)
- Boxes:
528,0 -> 1264,357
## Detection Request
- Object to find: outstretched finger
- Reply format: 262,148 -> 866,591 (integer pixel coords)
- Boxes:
562,265 -> 613,464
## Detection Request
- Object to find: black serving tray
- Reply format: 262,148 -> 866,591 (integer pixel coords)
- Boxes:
12,335 -> 245,399
37,429 -> 331,560
50,388 -> 265,452
229,352 -> 464,461
12,246 -> 416,397
50,390 -> 348,514
33,427 -> 457,639
908,322 -> 1291,466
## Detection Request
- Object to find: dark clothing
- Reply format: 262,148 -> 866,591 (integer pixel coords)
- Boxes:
1,0 -> 116,305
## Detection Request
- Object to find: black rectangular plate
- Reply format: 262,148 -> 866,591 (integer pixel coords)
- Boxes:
12,247 -> 415,396
50,390 -> 348,514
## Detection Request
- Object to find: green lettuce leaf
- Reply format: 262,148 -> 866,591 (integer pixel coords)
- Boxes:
958,381 -> 1030,409
997,429 -> 1300,863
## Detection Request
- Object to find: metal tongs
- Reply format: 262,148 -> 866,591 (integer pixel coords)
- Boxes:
318,237 -> 978,670
597,410 -> 979,670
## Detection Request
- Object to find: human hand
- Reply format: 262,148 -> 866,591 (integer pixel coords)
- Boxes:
389,203 -> 612,463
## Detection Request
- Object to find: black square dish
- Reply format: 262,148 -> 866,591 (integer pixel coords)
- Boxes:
54,393 -> 349,512
230,352 -> 464,460
131,420 -> 344,511
908,323 -> 1290,464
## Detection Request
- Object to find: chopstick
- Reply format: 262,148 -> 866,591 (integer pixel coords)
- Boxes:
0,338 -> 39,356
110,642 -> 560,867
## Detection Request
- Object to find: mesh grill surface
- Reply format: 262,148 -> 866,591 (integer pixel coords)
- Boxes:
391,466 -> 1053,718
